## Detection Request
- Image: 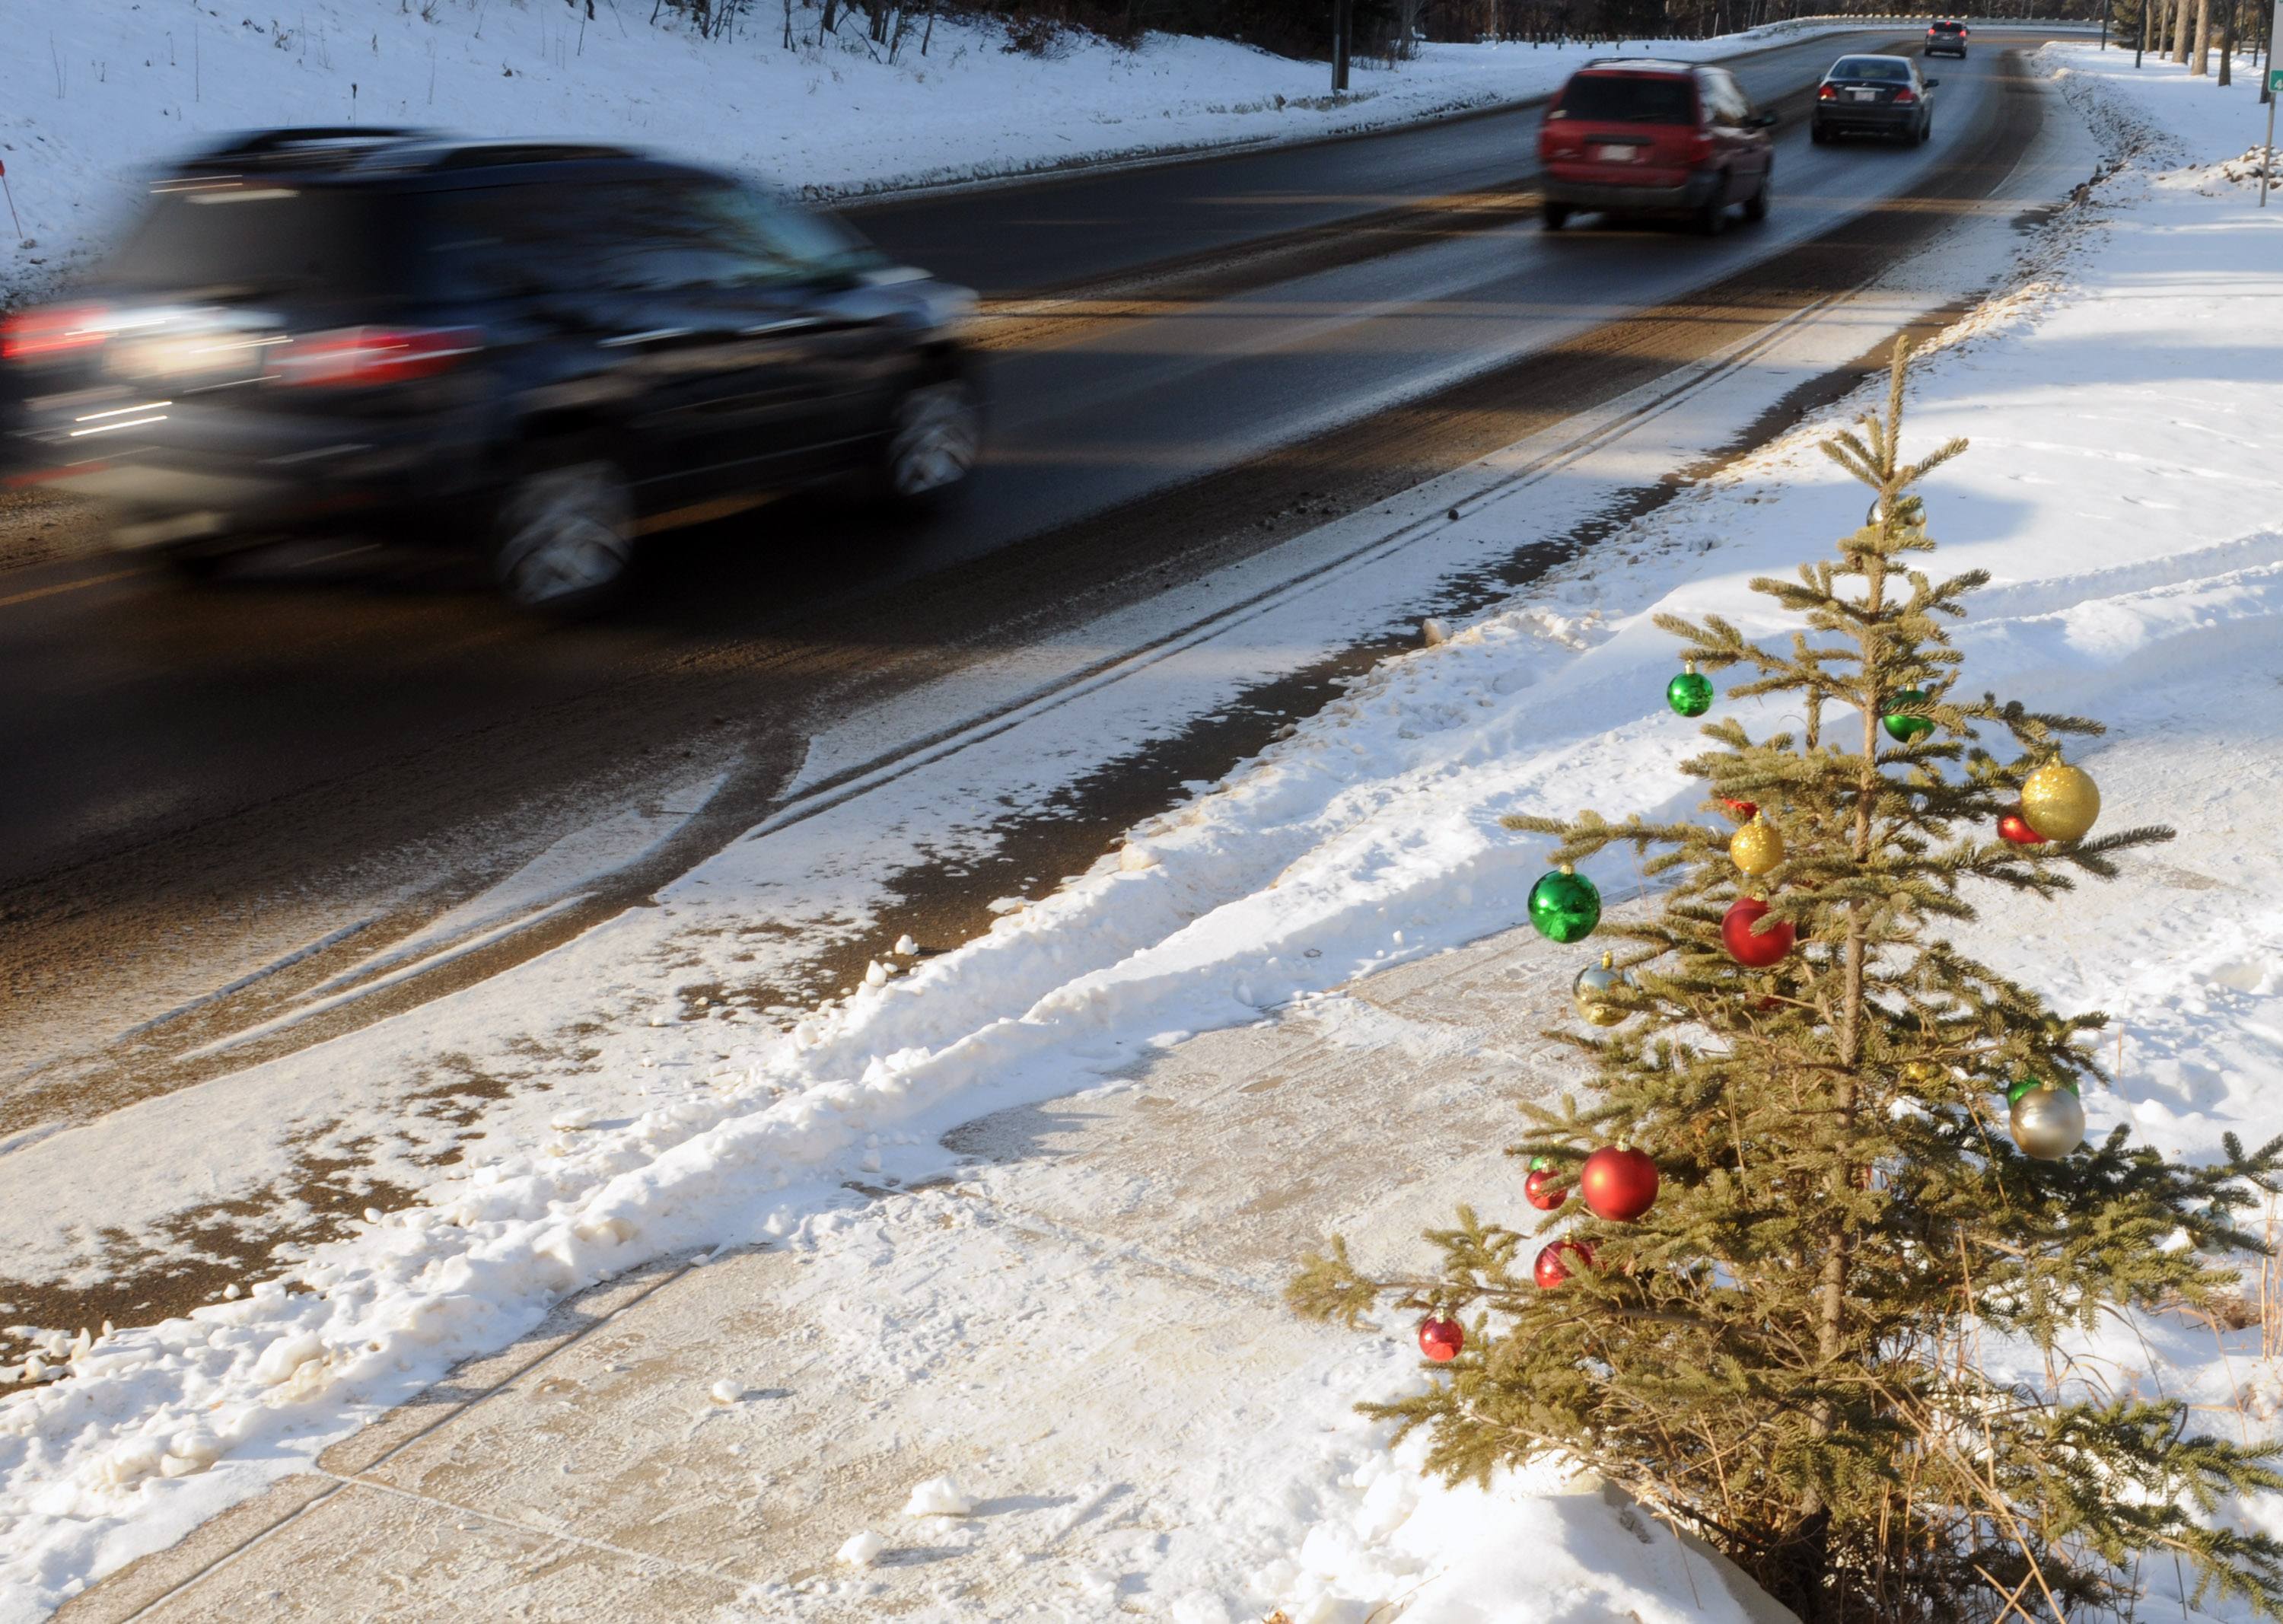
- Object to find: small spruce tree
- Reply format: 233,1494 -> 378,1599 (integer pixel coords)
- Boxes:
1291,345 -> 2283,1624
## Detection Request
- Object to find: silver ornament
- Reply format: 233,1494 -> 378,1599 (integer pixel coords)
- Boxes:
1572,953 -> 1629,1027
2009,1083 -> 2084,1161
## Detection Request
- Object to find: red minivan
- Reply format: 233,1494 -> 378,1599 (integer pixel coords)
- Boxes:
1537,60 -> 1778,236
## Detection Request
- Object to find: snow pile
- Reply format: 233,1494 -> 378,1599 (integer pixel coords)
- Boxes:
0,0 -> 1852,302
1262,1437 -> 1777,1624
2,38 -> 2278,1624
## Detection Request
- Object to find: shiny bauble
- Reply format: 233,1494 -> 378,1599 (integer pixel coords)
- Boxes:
1902,1060 -> 1944,1086
1881,689 -> 1934,743
1529,866 -> 1601,944
1524,1167 -> 1567,1212
1997,809 -> 2046,847
1533,1240 -> 1594,1290
2006,1075 -> 2078,1107
1718,797 -> 1759,823
2010,1081 -> 2086,1161
1572,953 -> 1627,1027
1418,1315 -> 1465,1363
1721,896 -> 1795,968
1667,666 -> 1715,718
2020,761 -> 2101,843
1579,1145 -> 1659,1223
1527,1154 -> 1552,1173
1730,816 -> 1785,877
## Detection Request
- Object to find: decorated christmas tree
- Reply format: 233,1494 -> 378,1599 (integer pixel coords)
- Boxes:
1291,345 -> 2283,1624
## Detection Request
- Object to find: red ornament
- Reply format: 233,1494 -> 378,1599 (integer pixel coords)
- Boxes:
1418,1315 -> 1464,1362
1533,1239 -> 1594,1289
1998,809 -> 2046,847
1579,1145 -> 1659,1222
1718,797 -> 1758,823
1721,896 -> 1795,968
1524,1167 -> 1567,1211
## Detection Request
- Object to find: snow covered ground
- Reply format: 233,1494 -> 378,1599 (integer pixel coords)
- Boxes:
5,32 -> 2281,1624
1,0 -> 1908,304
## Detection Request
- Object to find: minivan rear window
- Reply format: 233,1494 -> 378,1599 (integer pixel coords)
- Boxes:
103,183 -> 408,298
1557,75 -> 1697,125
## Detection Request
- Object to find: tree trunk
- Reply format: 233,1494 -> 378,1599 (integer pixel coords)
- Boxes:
2192,0 -> 2212,72
2221,0 -> 2236,83
2173,0 -> 2193,62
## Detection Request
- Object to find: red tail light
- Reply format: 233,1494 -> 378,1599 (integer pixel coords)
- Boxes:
275,326 -> 483,387
1817,83 -> 1838,100
1893,87 -> 1918,103
2,304 -> 112,362
1687,131 -> 1715,165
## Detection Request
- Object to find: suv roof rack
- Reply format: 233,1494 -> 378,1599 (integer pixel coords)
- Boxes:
422,141 -> 638,170
170,129 -> 638,179
183,127 -> 435,164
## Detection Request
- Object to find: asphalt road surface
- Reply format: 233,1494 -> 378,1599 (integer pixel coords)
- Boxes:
0,30 -> 2071,1142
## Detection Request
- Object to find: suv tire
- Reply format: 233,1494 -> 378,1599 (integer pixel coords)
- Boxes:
1541,200 -> 1571,231
1694,188 -> 1728,237
492,447 -> 635,617
1743,170 -> 1771,223
875,378 -> 982,514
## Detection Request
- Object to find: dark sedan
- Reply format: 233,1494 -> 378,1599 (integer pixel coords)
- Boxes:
1810,56 -> 1938,145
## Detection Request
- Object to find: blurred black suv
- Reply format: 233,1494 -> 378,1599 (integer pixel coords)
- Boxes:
1,129 -> 981,613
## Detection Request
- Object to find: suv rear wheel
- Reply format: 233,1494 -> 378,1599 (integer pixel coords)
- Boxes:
493,448 -> 635,617
877,379 -> 982,512
1541,200 -> 1571,231
1743,170 -> 1771,223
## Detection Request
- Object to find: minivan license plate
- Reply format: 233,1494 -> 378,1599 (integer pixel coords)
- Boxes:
1591,143 -> 1638,161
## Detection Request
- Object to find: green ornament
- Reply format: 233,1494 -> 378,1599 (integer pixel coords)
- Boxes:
1528,1154 -> 1552,1172
1667,664 -> 1714,718
1528,865 -> 1601,944
2006,1075 -> 2079,1107
1882,689 -> 1933,743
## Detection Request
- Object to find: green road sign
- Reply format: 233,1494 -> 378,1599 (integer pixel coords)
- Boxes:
2272,65 -> 2283,92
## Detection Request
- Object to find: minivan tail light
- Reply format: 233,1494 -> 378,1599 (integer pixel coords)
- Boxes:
1687,131 -> 1715,165
275,326 -> 483,387
2,304 -> 112,362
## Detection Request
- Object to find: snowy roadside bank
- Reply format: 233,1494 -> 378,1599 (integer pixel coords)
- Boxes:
0,0 -> 1901,304
5,36 -> 2280,1624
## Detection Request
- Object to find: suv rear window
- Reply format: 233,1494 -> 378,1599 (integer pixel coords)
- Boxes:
1930,20 -> 1964,30
103,183 -> 408,298
1557,74 -> 1697,125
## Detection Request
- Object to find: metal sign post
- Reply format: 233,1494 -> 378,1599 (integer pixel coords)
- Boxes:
2267,78 -> 2281,206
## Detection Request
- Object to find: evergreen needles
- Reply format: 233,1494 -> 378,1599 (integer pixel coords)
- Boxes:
1288,343 -> 2283,1624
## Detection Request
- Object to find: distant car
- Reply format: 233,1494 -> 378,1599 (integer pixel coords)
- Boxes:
1811,55 -> 1938,145
1536,59 -> 1778,236
1925,19 -> 1969,56
0,129 -> 981,614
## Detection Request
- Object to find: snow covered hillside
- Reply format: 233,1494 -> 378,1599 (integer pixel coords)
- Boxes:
2,0 -> 1823,304
3,33 -> 2280,1624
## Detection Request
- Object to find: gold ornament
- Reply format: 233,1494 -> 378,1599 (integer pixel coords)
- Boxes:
1572,952 -> 1627,1027
2009,1081 -> 2086,1161
1731,814 -> 1785,877
2020,760 -> 2100,843
1902,1061 -> 1944,1086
